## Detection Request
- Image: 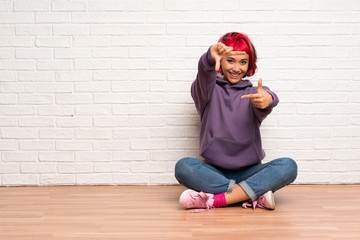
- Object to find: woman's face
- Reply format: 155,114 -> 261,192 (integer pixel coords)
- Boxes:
220,53 -> 249,84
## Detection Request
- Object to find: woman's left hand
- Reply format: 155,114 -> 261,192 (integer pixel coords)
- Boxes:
241,78 -> 273,109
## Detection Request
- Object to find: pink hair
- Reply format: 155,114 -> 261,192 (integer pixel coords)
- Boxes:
218,32 -> 257,77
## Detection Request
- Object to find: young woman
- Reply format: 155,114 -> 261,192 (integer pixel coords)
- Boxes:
175,32 -> 297,212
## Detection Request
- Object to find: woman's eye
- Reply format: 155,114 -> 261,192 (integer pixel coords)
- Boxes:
227,59 -> 234,63
241,61 -> 247,65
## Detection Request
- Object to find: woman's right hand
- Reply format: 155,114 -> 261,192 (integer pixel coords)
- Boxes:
210,43 -> 246,71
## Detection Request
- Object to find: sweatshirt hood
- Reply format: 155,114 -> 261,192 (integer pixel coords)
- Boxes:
216,74 -> 254,89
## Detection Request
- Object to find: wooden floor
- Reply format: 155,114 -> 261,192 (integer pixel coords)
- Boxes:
0,185 -> 359,239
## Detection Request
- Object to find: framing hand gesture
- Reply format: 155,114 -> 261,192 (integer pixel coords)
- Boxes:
210,43 -> 246,71
241,78 -> 273,109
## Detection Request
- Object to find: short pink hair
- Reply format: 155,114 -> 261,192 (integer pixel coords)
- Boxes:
218,32 -> 257,77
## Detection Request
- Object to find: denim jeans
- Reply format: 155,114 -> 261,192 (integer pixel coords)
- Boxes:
175,157 -> 298,201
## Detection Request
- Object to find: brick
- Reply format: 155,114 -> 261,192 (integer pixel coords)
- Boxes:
93,93 -> 129,104
0,60 -> 35,70
35,12 -> 71,23
38,106 -> 74,116
37,60 -> 73,70
40,174 -> 75,185
0,71 -> 16,82
150,174 -> 178,185
90,25 -> 127,35
93,70 -> 129,80
39,152 -> 74,162
0,105 -> 37,116
0,48 -> 14,58
58,163 -> 93,173
0,1 -> 12,11
18,71 -> 55,82
0,117 -> 17,127
0,163 -> 20,174
92,140 -> 129,151
131,162 -> 167,173
55,141 -> 92,151
54,49 -> 91,59
15,48 -> 52,59
53,24 -> 89,36
18,117 -> 54,127
56,71 -> 92,82
2,175 -> 38,186
75,129 -> 112,139
112,104 -> 148,115
19,94 -> 53,105
0,94 -> 16,104
130,93 -> 164,103
74,59 -> 111,70
0,13 -> 34,23
165,0 -> 201,10
56,94 -> 93,105
21,163 -> 57,174
37,82 -> 73,93
2,128 -> 38,139
126,0 -> 163,11
51,1 -> 87,12
39,129 -> 74,139
112,151 -> 149,161
75,105 -> 111,115
88,0 -> 125,11
113,128 -> 149,139
2,151 -> 38,162
113,173 -> 149,185
20,140 -> 55,151
14,1 -> 50,11
56,116 -> 92,127
112,81 -> 149,92
36,37 -> 71,47
76,174 -> 113,185
92,48 -> 128,58
72,12 -> 146,23
128,25 -> 165,35
130,139 -> 167,150
94,162 -> 129,173
93,116 -> 129,127
76,152 -> 112,162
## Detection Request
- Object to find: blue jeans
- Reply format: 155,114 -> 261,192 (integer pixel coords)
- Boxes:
175,157 -> 298,201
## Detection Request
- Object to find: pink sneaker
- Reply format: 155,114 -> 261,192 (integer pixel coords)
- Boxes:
179,189 -> 215,213
242,191 -> 275,210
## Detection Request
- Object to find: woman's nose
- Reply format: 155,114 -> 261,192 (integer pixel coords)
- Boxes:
233,64 -> 240,72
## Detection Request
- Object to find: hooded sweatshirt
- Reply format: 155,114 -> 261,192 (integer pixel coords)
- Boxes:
191,47 -> 279,170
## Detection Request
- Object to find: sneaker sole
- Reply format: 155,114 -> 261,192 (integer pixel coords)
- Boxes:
179,189 -> 193,208
266,191 -> 276,210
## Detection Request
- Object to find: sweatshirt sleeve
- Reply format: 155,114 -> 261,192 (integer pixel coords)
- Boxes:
191,47 -> 218,117
252,86 -> 279,123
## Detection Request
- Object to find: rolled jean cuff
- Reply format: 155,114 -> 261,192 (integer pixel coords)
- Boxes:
239,181 -> 257,201
227,179 -> 236,192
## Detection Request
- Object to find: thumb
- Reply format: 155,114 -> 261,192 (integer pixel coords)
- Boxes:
215,57 -> 221,72
257,78 -> 263,92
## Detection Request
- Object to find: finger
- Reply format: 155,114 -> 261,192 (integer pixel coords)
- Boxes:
241,93 -> 260,99
215,59 -> 221,71
257,78 -> 263,92
218,47 -> 226,55
225,47 -> 233,54
229,51 -> 247,55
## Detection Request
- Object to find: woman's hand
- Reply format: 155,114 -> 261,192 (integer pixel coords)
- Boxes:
241,78 -> 273,109
210,43 -> 245,71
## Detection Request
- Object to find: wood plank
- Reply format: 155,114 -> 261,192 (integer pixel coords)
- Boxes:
0,185 -> 359,239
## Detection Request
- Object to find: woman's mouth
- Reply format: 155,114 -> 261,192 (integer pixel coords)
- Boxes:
229,72 -> 241,79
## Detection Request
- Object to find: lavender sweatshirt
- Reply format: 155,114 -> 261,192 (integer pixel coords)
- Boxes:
191,48 -> 279,170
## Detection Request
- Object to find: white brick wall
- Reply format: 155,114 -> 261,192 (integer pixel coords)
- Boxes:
0,0 -> 359,186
